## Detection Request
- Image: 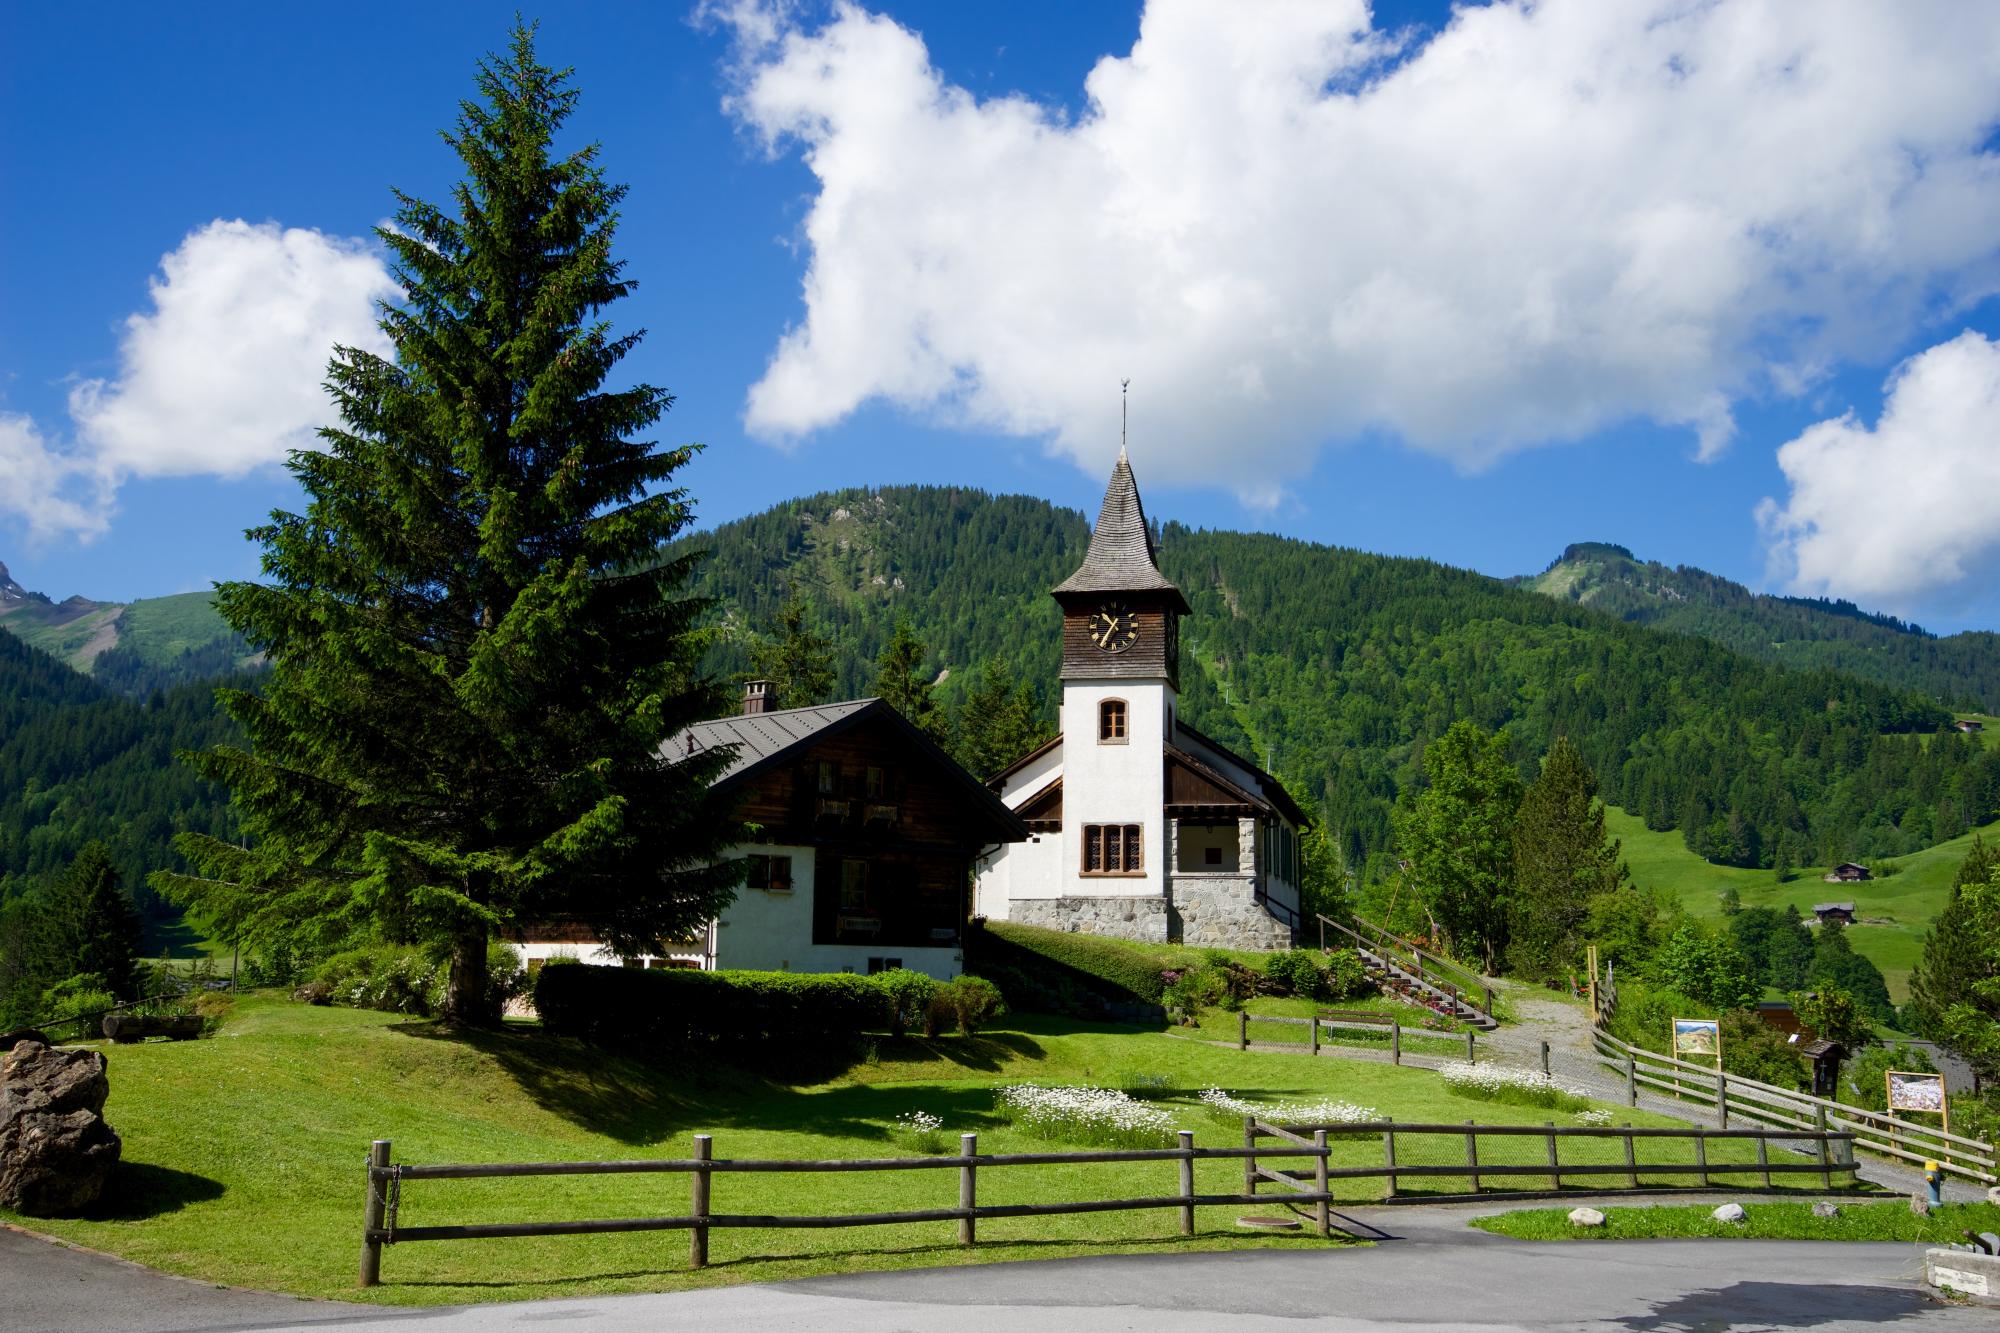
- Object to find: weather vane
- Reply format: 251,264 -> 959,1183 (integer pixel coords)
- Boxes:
1120,378 -> 1131,457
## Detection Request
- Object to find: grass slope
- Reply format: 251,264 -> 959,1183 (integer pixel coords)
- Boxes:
12,996 -> 1747,1305
1607,806 -> 2000,1002
117,591 -> 236,663
1472,1199 -> 2000,1242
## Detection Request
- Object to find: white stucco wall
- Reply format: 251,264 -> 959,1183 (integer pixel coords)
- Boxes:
975,829 -> 1063,916
1056,677 -> 1170,899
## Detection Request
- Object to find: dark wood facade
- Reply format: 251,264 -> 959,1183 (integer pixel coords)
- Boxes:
725,711 -> 1024,950
1055,593 -> 1181,688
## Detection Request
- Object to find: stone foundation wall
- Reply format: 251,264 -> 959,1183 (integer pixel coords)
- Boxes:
1169,875 -> 1297,950
1008,895 -> 1171,943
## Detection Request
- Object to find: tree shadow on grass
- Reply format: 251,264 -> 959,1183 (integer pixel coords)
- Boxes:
387,1022 -> 1040,1146
1612,1280 -> 1931,1330
85,1161 -> 225,1221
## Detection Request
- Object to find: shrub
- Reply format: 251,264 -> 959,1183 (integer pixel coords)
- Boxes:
1161,965 -> 1228,1018
874,968 -> 939,1037
534,964 -> 893,1052
39,973 -> 116,1024
1322,948 -> 1372,1000
486,942 -> 528,1011
1261,948 -> 1327,999
192,991 -> 235,1024
943,975 -> 1005,1034
313,946 -> 443,1015
1719,1009 -> 1806,1090
1842,1042 -> 1939,1112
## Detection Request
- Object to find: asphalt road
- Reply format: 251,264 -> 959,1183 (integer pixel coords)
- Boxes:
2,1207 -> 1986,1332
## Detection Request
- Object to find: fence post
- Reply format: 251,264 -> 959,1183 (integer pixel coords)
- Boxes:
1178,1130 -> 1195,1237
1545,1122 -> 1561,1191
1625,1055 -> 1637,1108
1391,1021 -> 1402,1066
1314,1130 -> 1330,1238
1311,1015 -> 1320,1056
1540,1041 -> 1550,1078
1465,1031 -> 1475,1064
1694,1128 -> 1709,1189
958,1133 -> 977,1246
1622,1127 -> 1638,1189
1239,1010 -> 1249,1051
1382,1118 -> 1397,1200
690,1134 -> 712,1269
1464,1120 -> 1481,1194
1835,1131 -> 1856,1184
1815,1106 -> 1832,1191
1243,1117 -> 1257,1200
1716,1071 -> 1728,1129
1484,984 -> 1495,1015
1756,1134 -> 1771,1189
359,1139 -> 390,1289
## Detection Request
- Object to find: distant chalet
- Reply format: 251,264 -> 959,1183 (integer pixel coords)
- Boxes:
1811,902 -> 1857,926
1822,863 -> 1871,885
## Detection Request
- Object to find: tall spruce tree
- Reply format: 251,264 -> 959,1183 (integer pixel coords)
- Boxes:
154,26 -> 740,1023
872,617 -> 946,741
953,656 -> 1042,778
752,593 -> 835,709
1508,737 -> 1629,981
1391,720 -> 1522,971
1906,836 -> 1999,1039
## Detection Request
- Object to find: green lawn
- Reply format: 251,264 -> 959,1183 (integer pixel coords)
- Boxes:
1607,806 -> 2000,1002
1472,1199 -> 2000,1243
9,994 -> 1771,1305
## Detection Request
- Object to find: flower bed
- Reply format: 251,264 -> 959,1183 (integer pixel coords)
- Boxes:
1198,1087 -> 1379,1128
993,1084 -> 1177,1148
1438,1061 -> 1593,1111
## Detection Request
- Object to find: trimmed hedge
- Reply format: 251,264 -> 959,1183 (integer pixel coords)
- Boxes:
974,921 -> 1167,1000
535,964 -> 891,1051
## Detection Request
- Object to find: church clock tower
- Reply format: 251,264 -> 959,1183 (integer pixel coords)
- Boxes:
1049,448 -> 1189,896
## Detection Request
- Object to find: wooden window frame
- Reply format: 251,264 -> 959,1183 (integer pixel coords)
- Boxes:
1098,698 -> 1129,745
1081,823 -> 1144,876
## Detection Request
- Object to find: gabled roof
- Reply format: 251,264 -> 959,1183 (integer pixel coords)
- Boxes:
1052,451 -> 1190,612
1165,746 -> 1275,816
665,698 -> 1029,843
1175,719 -> 1311,827
986,730 -> 1063,789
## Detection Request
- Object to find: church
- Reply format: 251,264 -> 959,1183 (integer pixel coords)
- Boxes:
974,451 -> 1310,950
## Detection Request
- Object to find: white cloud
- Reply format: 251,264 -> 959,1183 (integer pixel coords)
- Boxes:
724,0 -> 2000,499
1758,331 -> 2000,608
0,414 -> 108,543
0,220 -> 396,543
70,219 -> 396,481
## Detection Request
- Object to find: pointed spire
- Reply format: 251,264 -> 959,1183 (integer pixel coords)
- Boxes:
1052,450 -> 1190,611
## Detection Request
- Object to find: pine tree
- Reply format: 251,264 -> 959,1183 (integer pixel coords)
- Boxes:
1508,737 -> 1630,981
1906,836 -> 1998,1039
953,656 -> 1042,777
1391,720 -> 1522,972
54,843 -> 142,1002
872,617 -> 946,741
153,25 -> 741,1023
752,593 -> 835,709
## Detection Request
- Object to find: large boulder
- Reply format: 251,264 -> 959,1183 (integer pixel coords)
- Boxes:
0,1040 -> 120,1216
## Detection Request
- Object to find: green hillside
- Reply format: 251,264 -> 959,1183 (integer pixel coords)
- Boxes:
1605,804 -> 1999,1002
0,560 -> 246,693
687,487 -> 1996,880
1521,542 -> 2000,711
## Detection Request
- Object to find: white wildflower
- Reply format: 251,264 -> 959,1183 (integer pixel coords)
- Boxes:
1198,1087 -> 1378,1125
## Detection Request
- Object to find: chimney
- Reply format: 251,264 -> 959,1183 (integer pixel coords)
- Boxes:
742,679 -> 775,715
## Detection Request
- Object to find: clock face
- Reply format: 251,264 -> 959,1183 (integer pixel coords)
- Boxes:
1088,602 -> 1139,653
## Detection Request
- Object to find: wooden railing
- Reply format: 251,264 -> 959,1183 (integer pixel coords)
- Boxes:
1231,1008 -> 1471,1064
1315,913 -> 1495,1022
1590,1028 -> 1997,1184
359,1117 -> 1863,1285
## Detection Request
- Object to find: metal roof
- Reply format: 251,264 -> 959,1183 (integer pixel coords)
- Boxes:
1052,450 -> 1190,610
663,699 -> 873,784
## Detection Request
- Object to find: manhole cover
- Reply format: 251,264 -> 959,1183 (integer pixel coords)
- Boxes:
1236,1215 -> 1302,1231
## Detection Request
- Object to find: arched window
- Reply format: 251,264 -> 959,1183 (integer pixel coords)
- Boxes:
1099,698 -> 1128,744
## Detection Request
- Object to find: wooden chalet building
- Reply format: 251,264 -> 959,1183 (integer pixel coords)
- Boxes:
1811,901 -> 1857,926
1822,863 -> 1871,885
511,685 -> 1027,981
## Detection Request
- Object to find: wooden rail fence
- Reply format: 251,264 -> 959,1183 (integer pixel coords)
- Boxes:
1233,1009 -> 1471,1065
358,1118 -> 1862,1286
1590,1028 -> 1997,1184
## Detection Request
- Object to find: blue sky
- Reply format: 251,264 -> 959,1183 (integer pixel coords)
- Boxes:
6,2 -> 2000,632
